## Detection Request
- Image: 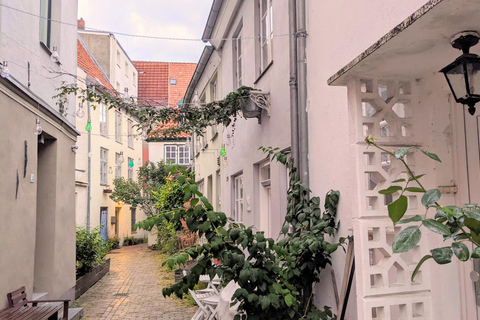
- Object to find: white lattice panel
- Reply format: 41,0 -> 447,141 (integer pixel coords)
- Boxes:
349,78 -> 433,319
360,292 -> 432,320
355,219 -> 430,297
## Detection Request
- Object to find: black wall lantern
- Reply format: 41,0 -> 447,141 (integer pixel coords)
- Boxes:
440,31 -> 480,115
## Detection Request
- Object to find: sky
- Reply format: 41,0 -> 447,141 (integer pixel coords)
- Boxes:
78,0 -> 213,63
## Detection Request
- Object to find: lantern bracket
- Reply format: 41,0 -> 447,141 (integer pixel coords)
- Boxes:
451,31 -> 480,54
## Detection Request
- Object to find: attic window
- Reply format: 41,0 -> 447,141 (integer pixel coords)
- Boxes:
170,78 -> 177,85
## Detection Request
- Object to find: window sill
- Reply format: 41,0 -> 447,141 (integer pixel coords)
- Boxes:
128,145 -> 134,150
210,132 -> 218,141
40,42 -> 62,66
254,60 -> 273,85
116,140 -> 123,145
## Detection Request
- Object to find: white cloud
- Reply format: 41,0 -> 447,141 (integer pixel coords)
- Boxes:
78,0 -> 212,62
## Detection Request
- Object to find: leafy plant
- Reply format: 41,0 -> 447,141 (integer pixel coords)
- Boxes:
76,226 -> 109,278
110,161 -> 171,217
366,135 -> 480,280
55,84 -> 255,138
105,236 -> 120,251
137,147 -> 344,319
122,236 -> 147,246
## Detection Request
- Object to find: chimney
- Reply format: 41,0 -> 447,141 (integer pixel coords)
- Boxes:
78,18 -> 85,30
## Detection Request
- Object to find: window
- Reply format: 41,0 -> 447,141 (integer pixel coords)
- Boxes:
127,119 -> 134,148
216,170 -> 221,210
165,145 -> 177,164
128,158 -> 133,180
170,78 -> 177,85
259,0 -> 274,72
100,148 -> 108,185
233,174 -> 244,222
131,208 -> 136,233
210,76 -> 219,138
115,153 -> 122,179
133,72 -> 136,86
115,111 -> 122,143
39,0 -> 52,48
116,82 -> 121,92
178,145 -> 190,165
164,145 -> 190,165
233,26 -> 243,88
198,180 -> 204,194
117,51 -> 121,67
100,104 -> 108,136
259,162 -> 271,236
125,62 -> 129,77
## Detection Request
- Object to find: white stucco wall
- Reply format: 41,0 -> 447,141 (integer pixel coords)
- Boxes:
75,67 -> 146,245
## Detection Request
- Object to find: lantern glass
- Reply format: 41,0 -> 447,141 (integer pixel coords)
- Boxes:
444,62 -> 468,101
466,60 -> 480,95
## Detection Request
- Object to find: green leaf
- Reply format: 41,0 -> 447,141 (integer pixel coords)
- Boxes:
412,255 -> 432,281
396,215 -> 423,225
430,247 -> 453,264
452,242 -> 470,261
388,195 -> 408,225
391,178 -> 406,183
395,147 -> 410,159
404,187 -> 425,193
472,247 -> 480,259
422,219 -> 451,236
408,174 -> 425,182
392,226 -> 421,253
421,149 -> 442,162
464,217 -> 480,235
284,294 -> 294,307
379,186 -> 403,195
421,189 -> 441,207
465,210 -> 480,222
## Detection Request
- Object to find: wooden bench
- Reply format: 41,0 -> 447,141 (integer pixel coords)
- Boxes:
0,286 -> 69,320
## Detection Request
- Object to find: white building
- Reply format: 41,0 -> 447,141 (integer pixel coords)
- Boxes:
0,0 -> 78,307
199,0 -> 480,319
75,34 -> 146,245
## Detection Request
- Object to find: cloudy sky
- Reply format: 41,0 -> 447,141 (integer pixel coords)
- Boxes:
78,0 -> 213,63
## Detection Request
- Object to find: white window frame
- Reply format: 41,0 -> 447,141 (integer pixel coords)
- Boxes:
260,0 -> 274,72
165,145 -> 178,164
128,157 -> 134,180
233,28 -> 243,88
39,0 -> 52,49
233,174 -> 244,222
115,111 -> 122,143
100,148 -> 108,185
178,145 -> 190,165
210,77 -> 219,138
115,153 -> 122,179
127,119 -> 134,148
100,103 -> 108,136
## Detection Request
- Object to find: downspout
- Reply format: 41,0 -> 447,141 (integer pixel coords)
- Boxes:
297,0 -> 309,187
288,0 -> 299,167
86,85 -> 94,231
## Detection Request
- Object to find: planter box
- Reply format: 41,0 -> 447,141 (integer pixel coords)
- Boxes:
75,258 -> 110,299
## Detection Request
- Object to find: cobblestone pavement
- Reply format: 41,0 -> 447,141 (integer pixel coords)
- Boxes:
76,244 -> 196,320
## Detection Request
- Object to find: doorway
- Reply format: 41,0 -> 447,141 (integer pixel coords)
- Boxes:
115,207 -> 120,237
100,207 -> 108,241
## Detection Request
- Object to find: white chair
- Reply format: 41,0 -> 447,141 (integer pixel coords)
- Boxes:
206,281 -> 240,320
189,289 -> 219,320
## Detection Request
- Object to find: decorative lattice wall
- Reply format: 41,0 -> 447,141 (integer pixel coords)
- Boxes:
350,78 -> 432,319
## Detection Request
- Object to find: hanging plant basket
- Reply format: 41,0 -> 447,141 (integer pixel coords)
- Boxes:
240,91 -> 270,124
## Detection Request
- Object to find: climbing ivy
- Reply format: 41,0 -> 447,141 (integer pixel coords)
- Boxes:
55,83 -> 254,137
137,147 -> 345,320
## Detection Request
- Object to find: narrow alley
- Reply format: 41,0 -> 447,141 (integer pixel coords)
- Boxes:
75,244 -> 196,320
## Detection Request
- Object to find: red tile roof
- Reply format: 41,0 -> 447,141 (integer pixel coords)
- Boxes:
77,39 -> 113,90
133,61 -> 196,138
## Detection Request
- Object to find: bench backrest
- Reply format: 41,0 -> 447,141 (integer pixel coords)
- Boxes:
7,286 -> 28,308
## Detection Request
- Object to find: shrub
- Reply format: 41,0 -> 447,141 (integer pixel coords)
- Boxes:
122,236 -> 147,246
76,227 -> 107,278
105,236 -> 120,251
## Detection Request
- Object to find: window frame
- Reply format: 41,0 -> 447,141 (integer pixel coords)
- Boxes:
115,152 -> 122,179
115,111 -> 122,143
39,0 -> 52,49
100,103 -> 108,137
131,208 -> 136,233
128,157 -> 134,180
233,23 -> 243,89
127,119 -> 134,149
259,0 -> 274,73
100,148 -> 108,185
233,174 -> 244,222
165,144 -> 178,164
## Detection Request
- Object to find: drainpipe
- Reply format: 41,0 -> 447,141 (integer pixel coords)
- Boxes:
288,0 -> 299,167
86,85 -> 94,231
297,0 -> 309,188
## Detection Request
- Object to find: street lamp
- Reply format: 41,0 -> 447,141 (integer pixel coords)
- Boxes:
440,31 -> 480,115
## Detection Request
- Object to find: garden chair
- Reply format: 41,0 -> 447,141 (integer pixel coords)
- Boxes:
205,281 -> 240,320
189,289 -> 219,320
199,274 -> 221,293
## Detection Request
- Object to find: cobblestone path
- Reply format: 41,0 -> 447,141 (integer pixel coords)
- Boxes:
75,244 -> 196,320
